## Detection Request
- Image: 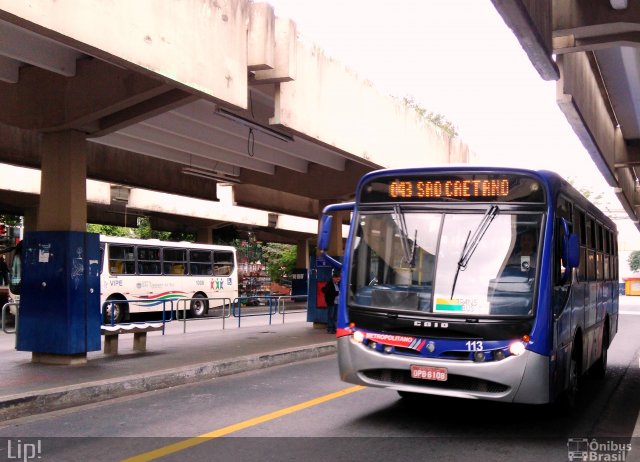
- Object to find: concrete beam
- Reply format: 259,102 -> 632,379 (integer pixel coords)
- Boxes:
233,184 -> 320,218
0,58 -> 174,131
0,0 -> 250,109
0,122 -> 219,202
556,53 -> 618,186
491,0 -> 559,80
248,3 -> 275,71
553,31 -> 640,54
237,162 -> 369,209
554,0 -> 640,39
253,17 -> 297,84
270,40 -> 475,168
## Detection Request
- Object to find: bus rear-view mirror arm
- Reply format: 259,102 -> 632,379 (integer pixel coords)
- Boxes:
318,202 -> 355,271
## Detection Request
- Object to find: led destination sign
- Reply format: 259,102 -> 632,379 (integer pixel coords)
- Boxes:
389,178 -> 510,199
359,173 -> 544,203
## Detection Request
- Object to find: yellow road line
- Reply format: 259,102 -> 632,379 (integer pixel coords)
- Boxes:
123,385 -> 365,462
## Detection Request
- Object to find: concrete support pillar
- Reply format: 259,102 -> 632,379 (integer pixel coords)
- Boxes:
38,131 -> 87,232
22,208 -> 38,233
23,130 -> 94,365
196,227 -> 214,244
296,239 -> 309,268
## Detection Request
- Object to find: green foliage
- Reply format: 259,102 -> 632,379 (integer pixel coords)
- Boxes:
86,217 -> 195,242
399,96 -> 459,138
261,243 -> 297,282
628,251 -> 640,272
0,214 -> 20,226
86,223 -> 131,237
566,177 -> 605,206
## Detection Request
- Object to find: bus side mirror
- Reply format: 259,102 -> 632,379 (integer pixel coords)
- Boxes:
563,233 -> 580,269
318,215 -> 332,251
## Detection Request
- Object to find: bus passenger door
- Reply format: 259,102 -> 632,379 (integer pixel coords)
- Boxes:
552,209 -> 580,398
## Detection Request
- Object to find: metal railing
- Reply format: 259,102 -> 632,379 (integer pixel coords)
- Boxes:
175,297 -> 232,333
232,296 -> 278,327
101,299 -> 175,335
276,295 -> 308,324
231,295 -> 308,327
1,302 -> 18,334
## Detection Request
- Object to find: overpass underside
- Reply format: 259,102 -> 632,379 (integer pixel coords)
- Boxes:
0,0 -> 472,238
492,0 -> 640,230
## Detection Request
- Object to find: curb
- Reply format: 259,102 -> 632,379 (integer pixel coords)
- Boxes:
0,342 -> 336,422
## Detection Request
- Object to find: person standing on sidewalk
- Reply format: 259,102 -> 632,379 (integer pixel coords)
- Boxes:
0,256 -> 9,286
322,271 -> 340,334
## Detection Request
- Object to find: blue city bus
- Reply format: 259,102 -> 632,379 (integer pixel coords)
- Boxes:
318,167 -> 618,404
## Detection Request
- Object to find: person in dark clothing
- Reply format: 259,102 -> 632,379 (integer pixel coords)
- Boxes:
0,256 -> 8,286
322,272 -> 340,334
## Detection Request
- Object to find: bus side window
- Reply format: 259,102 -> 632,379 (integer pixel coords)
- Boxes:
190,250 -> 212,276
109,245 -> 135,275
213,251 -> 234,276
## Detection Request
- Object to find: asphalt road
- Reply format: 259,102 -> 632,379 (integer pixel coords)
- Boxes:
0,305 -> 639,462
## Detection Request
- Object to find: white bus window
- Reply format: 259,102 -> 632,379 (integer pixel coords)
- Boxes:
163,248 -> 187,275
213,251 -> 234,276
190,250 -> 213,276
137,246 -> 161,275
109,245 -> 135,275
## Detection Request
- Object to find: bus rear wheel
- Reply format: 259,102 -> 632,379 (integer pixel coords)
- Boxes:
104,298 -> 127,324
190,293 -> 209,318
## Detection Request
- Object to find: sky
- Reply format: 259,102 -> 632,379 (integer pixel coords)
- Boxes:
265,0 -> 639,245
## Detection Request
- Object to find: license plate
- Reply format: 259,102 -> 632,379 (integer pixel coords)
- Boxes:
410,365 -> 448,381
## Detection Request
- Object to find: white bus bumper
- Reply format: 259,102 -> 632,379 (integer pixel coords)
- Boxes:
337,336 -> 550,404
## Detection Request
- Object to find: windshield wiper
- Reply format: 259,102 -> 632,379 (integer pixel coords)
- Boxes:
450,205 -> 499,299
393,205 -> 417,268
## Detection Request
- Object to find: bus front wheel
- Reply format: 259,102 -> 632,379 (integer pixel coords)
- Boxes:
190,293 -> 209,318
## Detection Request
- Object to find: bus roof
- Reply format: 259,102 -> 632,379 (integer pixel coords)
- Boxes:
98,235 -> 236,252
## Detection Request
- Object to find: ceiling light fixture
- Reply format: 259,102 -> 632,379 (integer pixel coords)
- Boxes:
215,107 -> 294,143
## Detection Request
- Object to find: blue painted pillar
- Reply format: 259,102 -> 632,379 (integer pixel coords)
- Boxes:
16,232 -> 101,363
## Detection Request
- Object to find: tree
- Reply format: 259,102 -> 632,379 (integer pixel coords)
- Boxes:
398,95 -> 459,138
0,214 -> 20,226
628,251 -> 640,272
261,243 -> 297,283
86,217 -> 195,242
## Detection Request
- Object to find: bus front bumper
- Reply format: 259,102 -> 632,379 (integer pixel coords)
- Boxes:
337,336 -> 550,404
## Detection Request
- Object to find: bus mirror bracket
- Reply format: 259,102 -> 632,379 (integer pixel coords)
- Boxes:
317,214 -> 343,270
317,202 -> 355,271
318,215 -> 332,252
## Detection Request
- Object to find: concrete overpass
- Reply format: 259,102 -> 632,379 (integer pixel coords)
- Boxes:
492,0 -> 640,231
0,0 -> 472,237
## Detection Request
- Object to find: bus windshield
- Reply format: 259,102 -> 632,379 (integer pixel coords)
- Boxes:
349,209 -> 543,317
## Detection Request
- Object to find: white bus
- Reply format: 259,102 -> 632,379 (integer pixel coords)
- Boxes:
100,236 -> 238,322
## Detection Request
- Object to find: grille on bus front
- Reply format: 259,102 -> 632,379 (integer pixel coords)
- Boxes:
361,369 -> 510,394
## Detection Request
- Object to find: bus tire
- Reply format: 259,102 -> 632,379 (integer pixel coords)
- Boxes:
104,297 -> 127,324
562,347 -> 581,410
590,324 -> 609,379
190,293 -> 209,318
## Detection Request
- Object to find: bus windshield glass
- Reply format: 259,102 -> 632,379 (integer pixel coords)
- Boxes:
349,210 -> 543,317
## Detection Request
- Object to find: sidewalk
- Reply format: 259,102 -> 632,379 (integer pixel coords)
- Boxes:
0,311 -> 336,422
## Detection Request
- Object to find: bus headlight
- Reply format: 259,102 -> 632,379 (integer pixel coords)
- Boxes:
509,341 -> 526,356
353,330 -> 365,343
